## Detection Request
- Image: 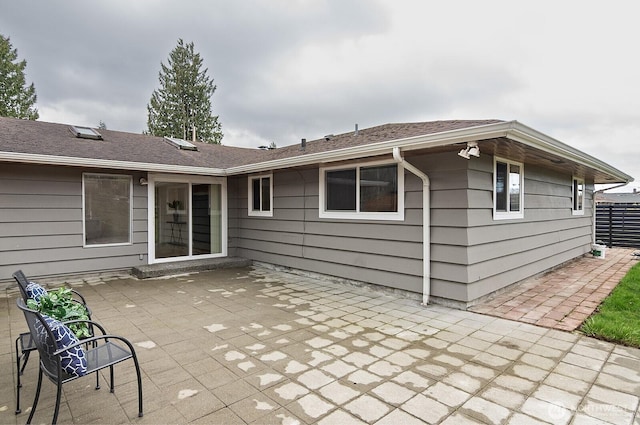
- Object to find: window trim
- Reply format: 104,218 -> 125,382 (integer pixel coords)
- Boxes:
493,157 -> 525,220
319,160 -> 405,221
248,173 -> 273,217
82,172 -> 133,247
572,176 -> 585,215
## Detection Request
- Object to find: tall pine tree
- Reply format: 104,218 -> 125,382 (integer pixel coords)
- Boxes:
0,34 -> 39,120
147,39 -> 222,144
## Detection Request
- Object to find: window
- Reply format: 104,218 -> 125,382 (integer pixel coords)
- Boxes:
163,136 -> 198,151
69,125 -> 102,140
248,174 -> 273,217
494,157 -> 524,220
83,173 -> 132,246
319,161 -> 404,220
572,177 -> 585,215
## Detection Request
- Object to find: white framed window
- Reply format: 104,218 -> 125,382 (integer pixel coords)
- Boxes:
83,173 -> 132,246
319,160 -> 404,220
493,157 -> 524,220
572,177 -> 585,215
248,173 -> 273,217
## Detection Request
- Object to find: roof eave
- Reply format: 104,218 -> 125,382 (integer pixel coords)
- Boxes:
226,121 -> 514,175
0,151 -> 226,176
505,121 -> 633,184
226,120 -> 633,185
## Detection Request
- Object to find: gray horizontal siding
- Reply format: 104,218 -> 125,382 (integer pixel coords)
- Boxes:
0,164 -> 148,280
229,165 -> 426,294
230,150 -> 596,305
428,155 -> 594,303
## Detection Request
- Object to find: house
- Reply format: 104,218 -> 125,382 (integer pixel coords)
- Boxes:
0,117 -> 633,308
595,190 -> 640,205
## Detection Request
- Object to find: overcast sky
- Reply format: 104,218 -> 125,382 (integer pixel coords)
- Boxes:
2,1 -> 639,190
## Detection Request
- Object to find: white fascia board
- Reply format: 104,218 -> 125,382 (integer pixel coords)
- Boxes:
225,121 -> 513,175
505,121 -> 633,183
0,151 -> 226,176
226,120 -> 632,184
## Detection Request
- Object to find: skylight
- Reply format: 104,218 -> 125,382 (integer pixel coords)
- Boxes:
164,136 -> 198,151
69,125 -> 102,140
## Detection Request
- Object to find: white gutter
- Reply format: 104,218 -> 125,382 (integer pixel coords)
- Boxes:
225,120 -> 632,185
3,120 -> 632,185
504,121 -> 633,184
226,122 -> 513,175
393,147 -> 431,305
0,151 -> 226,176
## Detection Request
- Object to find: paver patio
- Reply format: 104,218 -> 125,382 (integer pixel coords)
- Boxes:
470,247 -> 639,331
1,263 -> 639,424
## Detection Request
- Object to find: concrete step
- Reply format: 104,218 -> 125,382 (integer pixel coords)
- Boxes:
132,257 -> 252,279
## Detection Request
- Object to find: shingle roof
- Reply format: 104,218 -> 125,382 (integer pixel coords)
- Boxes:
263,120 -> 504,161
0,117 -> 503,170
595,192 -> 640,204
0,117 -> 268,169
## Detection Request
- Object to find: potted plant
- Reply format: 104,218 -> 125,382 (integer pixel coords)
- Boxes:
167,200 -> 182,222
27,287 -> 91,338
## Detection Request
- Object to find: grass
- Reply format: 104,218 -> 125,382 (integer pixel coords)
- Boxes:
581,262 -> 640,348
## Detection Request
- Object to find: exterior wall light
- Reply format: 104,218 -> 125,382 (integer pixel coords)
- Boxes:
458,142 -> 480,159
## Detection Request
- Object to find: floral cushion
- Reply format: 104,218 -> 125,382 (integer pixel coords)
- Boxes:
26,281 -> 47,302
36,315 -> 87,376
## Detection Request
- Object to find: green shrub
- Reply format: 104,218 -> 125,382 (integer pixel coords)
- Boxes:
27,287 -> 91,338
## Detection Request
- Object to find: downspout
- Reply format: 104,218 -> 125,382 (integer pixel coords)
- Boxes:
592,182 -> 629,245
393,147 -> 431,305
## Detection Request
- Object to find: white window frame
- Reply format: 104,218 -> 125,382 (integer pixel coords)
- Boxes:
493,157 -> 525,220
82,172 -> 133,247
319,160 -> 405,221
248,173 -> 273,217
572,176 -> 585,215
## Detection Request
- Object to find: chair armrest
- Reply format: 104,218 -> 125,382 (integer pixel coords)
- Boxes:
53,334 -> 137,356
70,289 -> 89,305
61,319 -> 108,336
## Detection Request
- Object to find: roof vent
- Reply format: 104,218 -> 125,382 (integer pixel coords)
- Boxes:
164,136 -> 198,151
69,125 -> 102,140
324,134 -> 334,141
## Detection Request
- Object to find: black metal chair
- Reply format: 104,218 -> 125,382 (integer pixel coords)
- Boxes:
13,270 -> 92,311
16,298 -> 143,424
12,269 -> 93,414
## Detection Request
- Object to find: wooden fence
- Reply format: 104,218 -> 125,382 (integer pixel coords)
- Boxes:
595,203 -> 640,248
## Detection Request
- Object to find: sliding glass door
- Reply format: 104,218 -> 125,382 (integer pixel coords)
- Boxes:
149,175 -> 225,262
192,184 -> 222,255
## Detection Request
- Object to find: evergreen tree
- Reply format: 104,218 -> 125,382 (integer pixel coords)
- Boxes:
147,39 -> 222,144
0,34 -> 39,120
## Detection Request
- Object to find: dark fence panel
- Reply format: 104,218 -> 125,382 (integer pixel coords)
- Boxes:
596,203 -> 640,248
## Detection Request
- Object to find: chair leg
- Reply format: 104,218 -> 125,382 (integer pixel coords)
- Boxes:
15,337 -> 21,414
89,339 -> 100,390
16,336 -> 33,414
26,368 -> 43,425
52,379 -> 63,425
109,365 -> 115,393
20,350 -> 31,374
132,352 -> 144,417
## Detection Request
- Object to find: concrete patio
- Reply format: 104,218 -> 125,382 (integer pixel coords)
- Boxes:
1,264 -> 639,424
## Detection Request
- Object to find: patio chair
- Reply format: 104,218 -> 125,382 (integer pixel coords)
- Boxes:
12,270 -> 93,414
13,269 -> 92,310
16,298 -> 143,424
